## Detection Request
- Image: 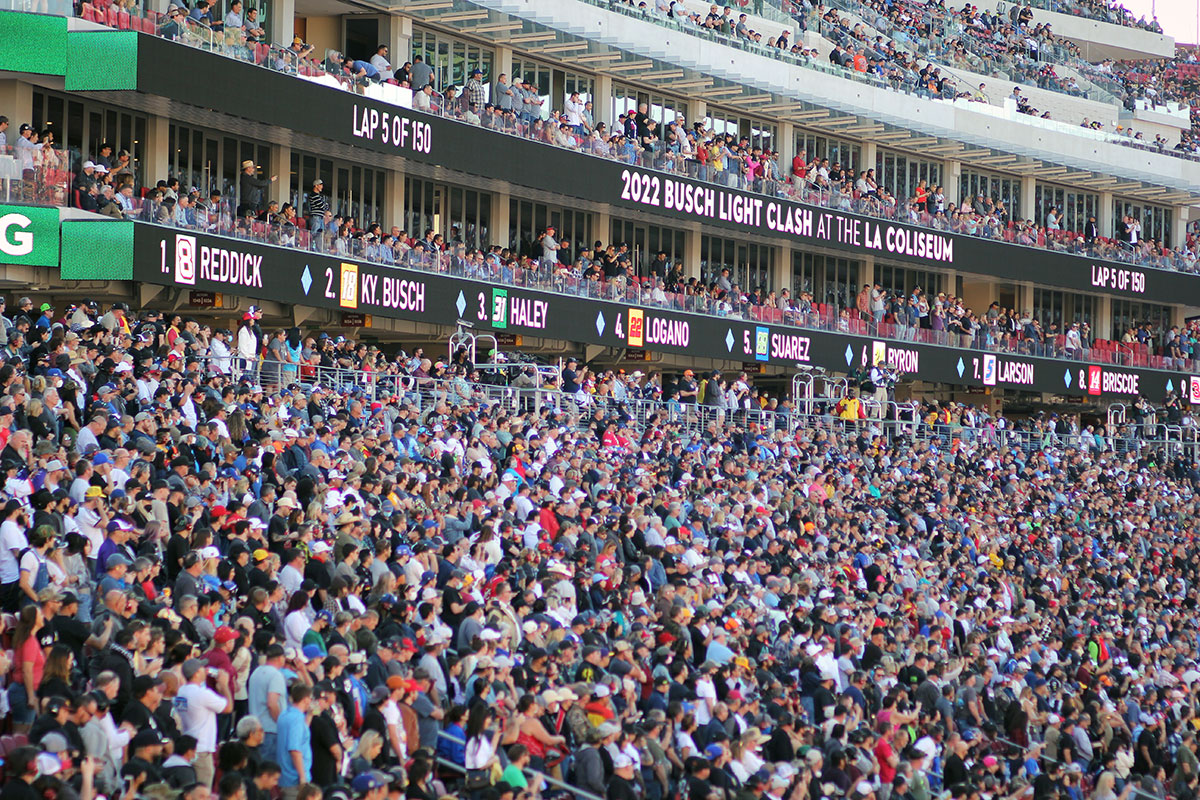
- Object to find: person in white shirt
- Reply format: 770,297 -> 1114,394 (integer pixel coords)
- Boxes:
283,592 -> 313,649
694,668 -> 717,725
370,45 -> 394,82
279,549 -> 304,598
14,124 -> 41,177
237,317 -> 259,376
208,329 -> 233,373
1065,322 -> 1083,354
0,500 -> 28,606
381,677 -> 408,763
176,658 -> 233,788
564,92 -> 586,133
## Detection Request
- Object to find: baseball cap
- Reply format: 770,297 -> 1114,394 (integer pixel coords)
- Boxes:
213,626 -> 239,644
181,659 -> 208,680
351,771 -> 389,792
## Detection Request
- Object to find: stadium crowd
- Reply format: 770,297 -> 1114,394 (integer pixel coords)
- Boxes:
0,290 -> 1199,800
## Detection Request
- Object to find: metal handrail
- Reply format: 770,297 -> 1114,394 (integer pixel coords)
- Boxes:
260,363 -> 1200,459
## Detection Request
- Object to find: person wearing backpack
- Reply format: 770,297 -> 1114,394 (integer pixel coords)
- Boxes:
17,524 -> 55,608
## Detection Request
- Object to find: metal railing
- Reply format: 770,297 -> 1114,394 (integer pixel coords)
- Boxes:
235,361 -> 1200,461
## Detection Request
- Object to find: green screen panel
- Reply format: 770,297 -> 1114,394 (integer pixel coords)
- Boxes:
0,204 -> 61,266
66,30 -> 137,91
0,11 -> 68,75
61,218 -> 132,280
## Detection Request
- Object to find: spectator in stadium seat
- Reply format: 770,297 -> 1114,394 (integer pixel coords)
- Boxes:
188,0 -> 213,26
159,5 -> 185,39
223,0 -> 243,32
414,84 -> 433,113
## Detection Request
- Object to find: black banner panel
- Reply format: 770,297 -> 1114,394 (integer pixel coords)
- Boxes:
135,36 -> 1200,308
134,224 -> 1184,399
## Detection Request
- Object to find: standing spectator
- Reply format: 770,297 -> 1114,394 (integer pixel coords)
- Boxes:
309,681 -> 343,788
305,178 -> 328,241
370,45 -> 394,82
15,124 -> 41,195
537,225 -> 566,268
410,55 -> 434,90
176,658 -> 234,788
7,606 -> 44,734
466,68 -> 487,109
238,159 -> 276,218
494,73 -> 515,114
278,683 -> 314,799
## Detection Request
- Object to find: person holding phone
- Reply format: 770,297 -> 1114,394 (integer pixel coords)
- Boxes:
176,657 -> 233,789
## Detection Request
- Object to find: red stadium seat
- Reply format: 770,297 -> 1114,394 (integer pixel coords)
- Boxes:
81,2 -> 97,22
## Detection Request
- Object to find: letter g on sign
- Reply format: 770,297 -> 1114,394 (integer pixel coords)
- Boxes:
0,213 -> 33,257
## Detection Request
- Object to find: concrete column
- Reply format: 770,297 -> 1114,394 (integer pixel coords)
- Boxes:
594,209 -> 611,248
386,15 -> 413,65
0,81 -> 34,136
1172,205 -> 1188,250
268,0 -> 295,47
686,99 -> 706,129
960,277 -> 993,319
142,116 -> 170,191
269,143 -> 290,206
943,159 -> 961,205
774,242 -> 791,296
1099,191 -> 1115,238
683,224 -> 702,280
595,74 -> 613,127
384,169 -> 406,231
1095,294 -> 1112,342
859,254 -> 874,290
1019,176 -> 1036,226
492,192 -> 511,249
496,45 -> 513,84
778,122 -> 795,178
859,141 -> 877,176
1017,282 -> 1035,317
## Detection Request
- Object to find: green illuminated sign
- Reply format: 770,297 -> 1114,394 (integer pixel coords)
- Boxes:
0,205 -> 60,267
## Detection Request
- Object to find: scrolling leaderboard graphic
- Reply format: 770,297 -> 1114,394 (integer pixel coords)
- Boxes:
136,223 -> 1180,399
